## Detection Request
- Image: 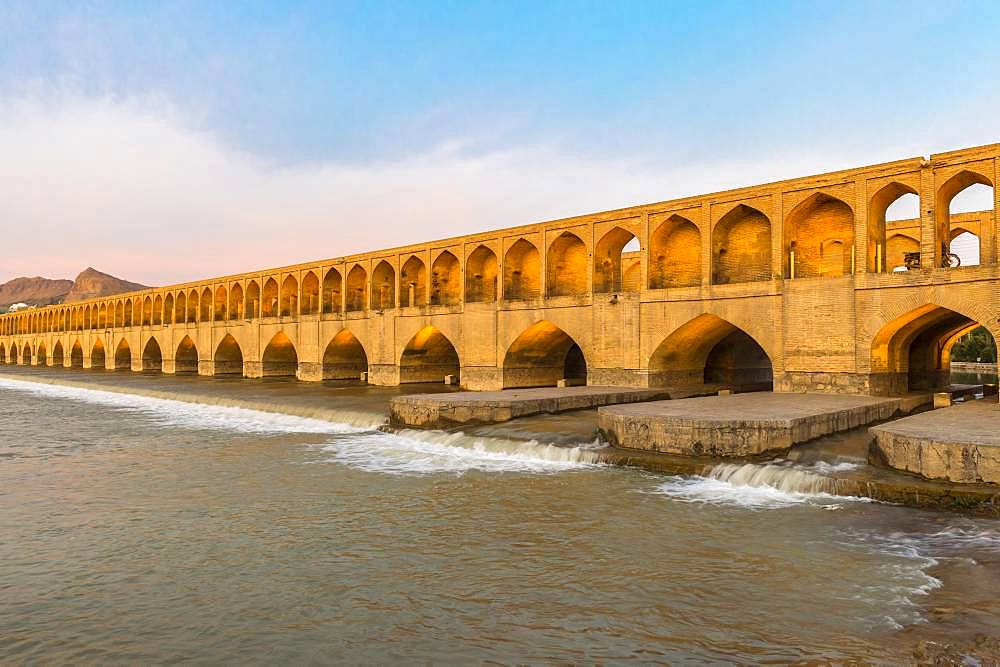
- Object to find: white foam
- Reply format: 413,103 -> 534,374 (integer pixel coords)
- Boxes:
0,376 -> 363,435
322,428 -> 603,475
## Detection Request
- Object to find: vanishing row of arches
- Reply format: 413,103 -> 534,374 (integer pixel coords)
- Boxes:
3,302 -> 989,395
3,170 -> 994,338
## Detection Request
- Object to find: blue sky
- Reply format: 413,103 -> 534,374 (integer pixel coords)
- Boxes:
1,1 -> 998,283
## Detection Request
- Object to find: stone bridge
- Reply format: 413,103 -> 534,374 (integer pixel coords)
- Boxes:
2,143 -> 998,396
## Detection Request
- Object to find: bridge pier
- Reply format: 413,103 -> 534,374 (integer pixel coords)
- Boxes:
296,362 -> 323,382
368,364 -> 400,386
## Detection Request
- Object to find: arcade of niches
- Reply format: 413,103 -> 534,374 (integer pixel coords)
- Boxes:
1,143 -> 997,395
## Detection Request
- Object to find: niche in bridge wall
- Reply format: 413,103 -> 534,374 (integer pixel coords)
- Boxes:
503,239 -> 541,301
301,272 -> 320,315
400,256 -> 427,308
784,193 -> 854,278
712,205 -> 772,284
431,252 -> 461,306
465,245 -> 498,303
546,232 -> 588,297
346,265 -> 367,312
594,227 -> 640,294
322,268 -> 343,314
649,214 -> 701,289
245,281 -> 260,319
228,284 -> 244,320
371,261 -> 396,310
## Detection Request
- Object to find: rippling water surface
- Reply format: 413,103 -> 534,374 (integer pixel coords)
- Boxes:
2,369 -> 999,663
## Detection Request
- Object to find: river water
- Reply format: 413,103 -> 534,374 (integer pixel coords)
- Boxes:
2,367 -> 999,663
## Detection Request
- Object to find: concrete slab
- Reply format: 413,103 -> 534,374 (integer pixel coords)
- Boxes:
599,392 -> 902,458
870,399 -> 1000,484
389,386 -> 672,428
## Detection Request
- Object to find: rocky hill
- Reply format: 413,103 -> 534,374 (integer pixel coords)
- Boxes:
0,267 -> 148,309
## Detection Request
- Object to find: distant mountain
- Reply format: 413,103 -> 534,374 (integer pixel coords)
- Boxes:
63,267 -> 148,303
0,267 -> 149,309
0,276 -> 74,308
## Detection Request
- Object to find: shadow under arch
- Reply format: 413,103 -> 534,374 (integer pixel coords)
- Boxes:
648,314 -> 773,391
214,334 -> 244,376
262,332 -> 298,377
399,326 -> 460,384
87,339 -> 102,369
870,303 -> 988,395
141,337 -> 163,372
323,329 -> 369,381
502,320 -> 587,389
114,338 -> 132,371
176,336 -> 199,374
52,340 -> 64,367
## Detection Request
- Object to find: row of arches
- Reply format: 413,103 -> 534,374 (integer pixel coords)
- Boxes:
2,301 -> 991,396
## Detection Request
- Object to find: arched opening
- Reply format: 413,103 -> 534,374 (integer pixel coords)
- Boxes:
870,183 -> 919,272
9,343 -> 18,365
262,278 -> 279,317
52,341 -> 64,366
0,343 -> 6,364
648,314 -> 773,391
400,326 -> 460,383
246,280 -> 261,319
465,245 -> 498,303
214,285 -> 228,321
19,344 -> 30,365
35,342 -> 46,366
430,251 -> 461,306
346,265 -> 367,312
163,295 -> 173,325
262,332 -> 298,377
784,193 -> 854,278
937,171 -> 994,268
141,337 -> 163,372
322,329 -> 369,380
142,297 -> 153,326
280,276 -> 299,317
546,232 -> 587,297
87,340 -> 102,369
502,320 -> 587,389
228,283 -> 244,320
114,301 -> 123,327
649,215 -> 701,289
199,288 -> 212,322
175,336 -> 199,374
400,256 -> 427,308
99,303 -> 109,328
187,290 -> 199,323
371,261 -> 396,310
870,304 -> 991,395
124,299 -> 133,327
133,300 -> 143,327
301,271 -> 319,315
174,292 -> 186,324
214,334 -> 244,376
594,227 -> 640,293
712,205 -> 772,284
322,268 -> 342,314
114,338 -> 132,371
504,238 -> 541,301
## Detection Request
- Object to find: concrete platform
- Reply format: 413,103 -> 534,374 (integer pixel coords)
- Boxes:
598,392 -> 902,458
870,399 -> 1000,484
389,386 -> 671,428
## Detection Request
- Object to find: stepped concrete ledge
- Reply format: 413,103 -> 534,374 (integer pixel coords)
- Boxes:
599,392 -> 902,458
389,386 -> 672,428
870,399 -> 1000,484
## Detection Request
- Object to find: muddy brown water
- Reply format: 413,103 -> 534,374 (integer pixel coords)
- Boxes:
1,365 -> 999,663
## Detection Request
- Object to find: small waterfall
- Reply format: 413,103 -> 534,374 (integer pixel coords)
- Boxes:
706,462 -> 842,495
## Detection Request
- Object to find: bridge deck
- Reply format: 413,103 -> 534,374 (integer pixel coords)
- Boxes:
598,392 -> 902,458
389,386 -> 675,428
870,399 -> 1000,484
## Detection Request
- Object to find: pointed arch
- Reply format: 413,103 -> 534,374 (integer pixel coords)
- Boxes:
141,296 -> 152,326
35,342 -> 47,366
141,337 -> 163,372
937,170 -> 994,267
163,293 -> 174,325
502,320 -> 587,389
228,283 -> 244,320
712,204 -> 772,284
21,343 -> 32,365
214,334 -> 244,375
430,251 -> 461,305
175,335 -> 199,374
262,331 -> 298,377
346,265 -> 367,312
870,182 -> 919,272
114,338 -> 132,371
174,292 -> 186,324
648,314 -> 773,390
503,238 -> 541,301
400,256 -> 427,307
649,214 -> 701,289
400,326 -> 460,383
280,275 -> 299,317
8,342 -> 18,365
52,340 -> 64,367
322,329 -> 369,380
784,193 -> 854,278
299,271 -> 319,315
546,232 -> 587,297
371,260 -> 396,310
214,285 -> 228,321
262,278 -> 278,317
594,226 -> 640,293
187,289 -> 199,323
123,299 -> 133,327
465,245 -> 498,303
245,280 -> 261,319
322,268 -> 342,314
199,287 -> 212,322
87,339 -> 102,369
152,295 -> 162,325
0,342 -> 6,364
